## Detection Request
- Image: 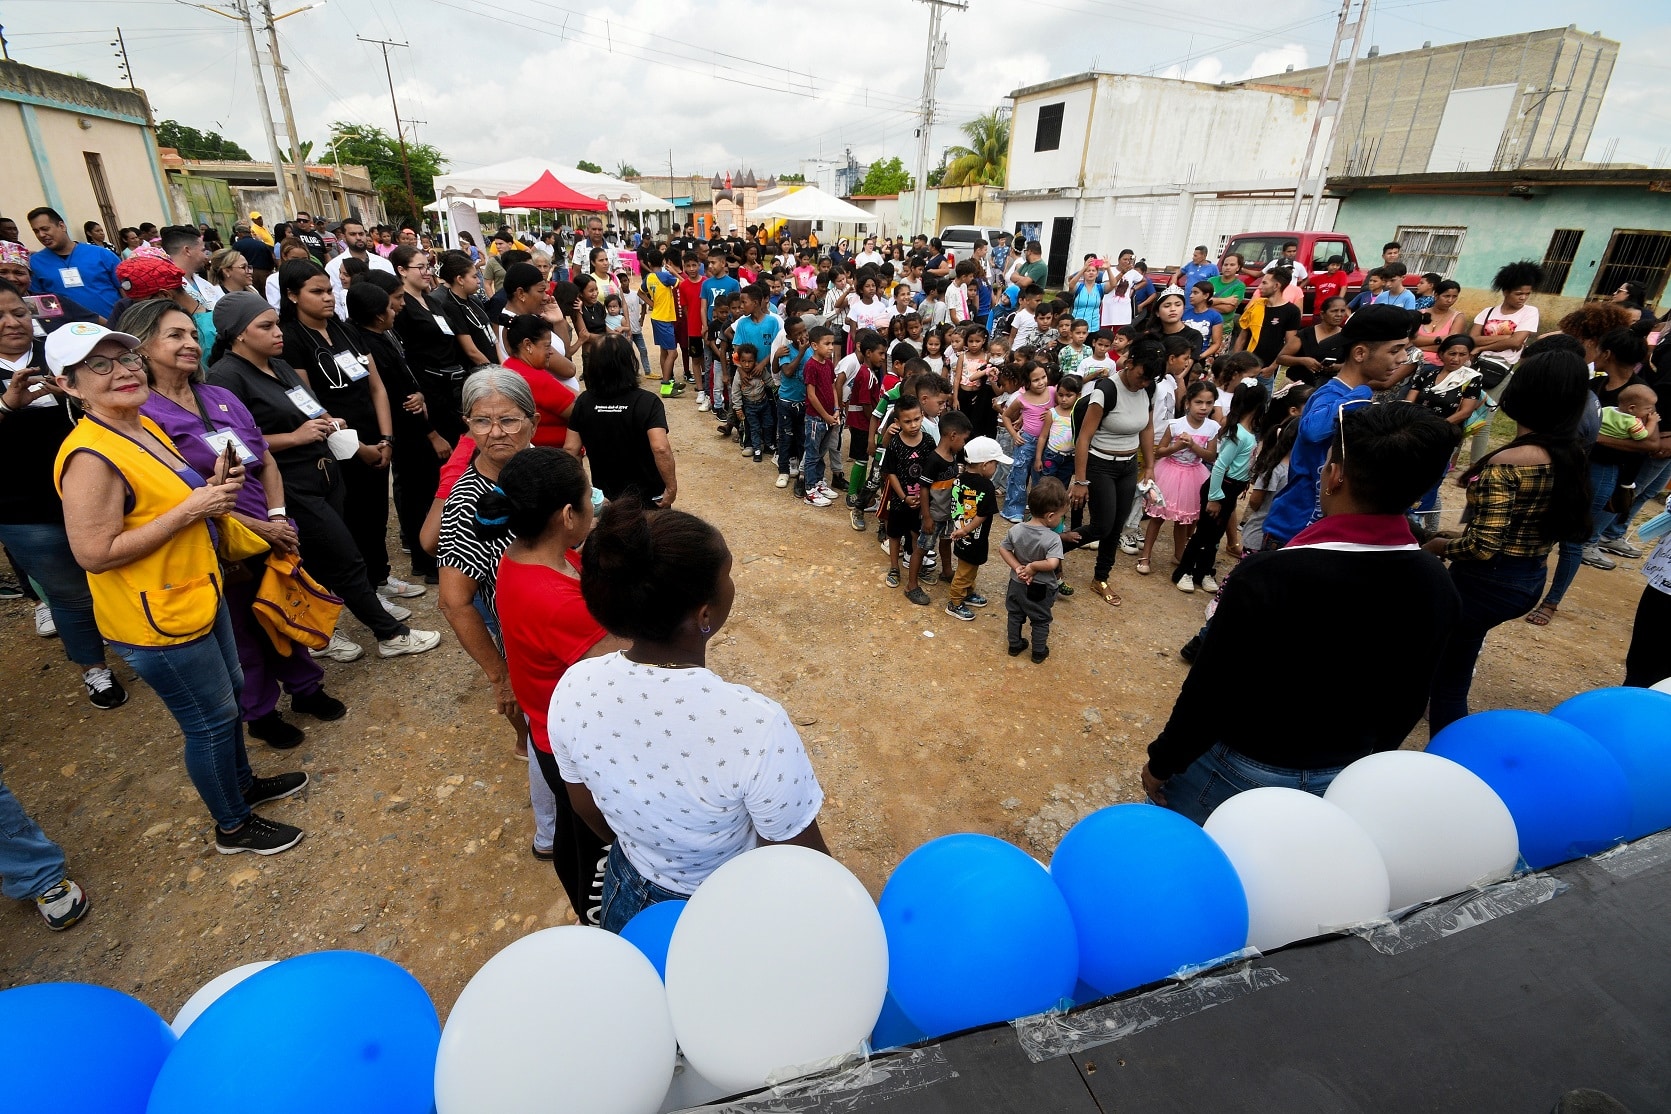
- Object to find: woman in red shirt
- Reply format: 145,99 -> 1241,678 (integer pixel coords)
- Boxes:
478,445 -> 626,923
501,315 -> 575,448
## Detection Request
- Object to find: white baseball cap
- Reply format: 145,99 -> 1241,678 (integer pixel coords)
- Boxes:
45,321 -> 140,375
963,436 -> 1012,465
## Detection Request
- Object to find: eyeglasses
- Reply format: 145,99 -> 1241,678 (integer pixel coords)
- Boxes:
77,350 -> 146,376
466,415 -> 530,435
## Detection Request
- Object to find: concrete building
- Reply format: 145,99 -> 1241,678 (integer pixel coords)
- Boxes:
0,61 -> 171,235
159,151 -> 386,237
1251,27 -> 1618,177
1330,167 -> 1671,319
629,174 -> 715,237
999,72 -> 1326,284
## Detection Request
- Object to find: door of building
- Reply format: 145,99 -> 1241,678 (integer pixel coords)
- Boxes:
1046,216 -> 1074,288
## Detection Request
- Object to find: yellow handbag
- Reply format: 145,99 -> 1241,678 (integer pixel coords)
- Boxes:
214,515 -> 272,563
252,551 -> 344,655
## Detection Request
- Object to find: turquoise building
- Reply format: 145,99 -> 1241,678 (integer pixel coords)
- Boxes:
1329,169 -> 1671,308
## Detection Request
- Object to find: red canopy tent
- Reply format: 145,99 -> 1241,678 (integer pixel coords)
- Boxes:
496,170 -> 608,212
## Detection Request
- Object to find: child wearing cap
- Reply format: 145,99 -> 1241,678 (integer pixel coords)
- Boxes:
946,434 -> 1008,620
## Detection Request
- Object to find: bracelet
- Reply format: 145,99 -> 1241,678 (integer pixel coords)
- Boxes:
266,505 -> 287,519
378,434 -> 394,444
1071,479 -> 1090,487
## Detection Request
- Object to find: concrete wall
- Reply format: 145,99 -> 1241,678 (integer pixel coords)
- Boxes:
1332,184 -> 1671,301
1008,81 -> 1096,192
1257,28 -> 1617,176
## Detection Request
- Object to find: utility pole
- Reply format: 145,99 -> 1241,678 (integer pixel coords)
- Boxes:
1289,0 -> 1370,231
358,36 -> 420,226
111,27 -> 136,91
910,0 -> 965,238
668,148 -> 675,236
260,0 -> 313,215
176,0 -> 293,218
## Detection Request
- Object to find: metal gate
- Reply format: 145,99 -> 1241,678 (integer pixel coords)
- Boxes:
1589,229 -> 1671,303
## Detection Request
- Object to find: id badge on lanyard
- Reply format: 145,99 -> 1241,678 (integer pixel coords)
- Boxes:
334,350 -> 370,382
285,385 -> 326,418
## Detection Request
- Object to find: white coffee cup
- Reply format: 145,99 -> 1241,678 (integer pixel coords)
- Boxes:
326,428 -> 361,460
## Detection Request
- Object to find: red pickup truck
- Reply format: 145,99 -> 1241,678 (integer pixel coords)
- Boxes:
1218,231 -> 1366,324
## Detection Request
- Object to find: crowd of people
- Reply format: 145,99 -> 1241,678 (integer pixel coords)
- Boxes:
0,202 -> 1667,943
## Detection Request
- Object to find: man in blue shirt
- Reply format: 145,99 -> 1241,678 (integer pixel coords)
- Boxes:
1260,305 -> 1420,548
28,207 -> 121,319
1177,245 -> 1218,293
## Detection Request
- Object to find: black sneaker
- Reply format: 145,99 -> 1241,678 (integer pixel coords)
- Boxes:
248,712 -> 304,750
937,569 -> 955,584
243,771 -> 308,808
966,592 -> 989,608
216,813 -> 304,856
946,602 -> 976,621
291,688 -> 347,721
83,667 -> 128,710
1180,634 -> 1202,664
1008,641 -> 1028,656
753,450 -> 763,463
905,586 -> 931,606
792,477 -> 806,499
422,572 -> 440,585
1031,648 -> 1050,664
0,578 -> 22,600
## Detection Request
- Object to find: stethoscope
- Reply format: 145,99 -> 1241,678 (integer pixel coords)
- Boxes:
302,321 -> 369,391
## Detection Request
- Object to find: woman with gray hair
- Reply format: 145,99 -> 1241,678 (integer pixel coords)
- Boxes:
207,291 -> 440,660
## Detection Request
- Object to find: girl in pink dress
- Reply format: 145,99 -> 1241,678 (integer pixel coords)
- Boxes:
1140,380 -> 1219,574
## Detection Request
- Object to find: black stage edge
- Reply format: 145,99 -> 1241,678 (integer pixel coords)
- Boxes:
700,843 -> 1671,1113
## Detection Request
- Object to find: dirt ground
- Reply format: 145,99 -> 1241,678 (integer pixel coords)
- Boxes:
0,386 -> 1651,1022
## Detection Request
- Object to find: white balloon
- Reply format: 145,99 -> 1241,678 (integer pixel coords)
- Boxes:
170,961 -> 276,1036
664,846 -> 888,1095
657,1054 -> 729,1114
1653,677 -> 1671,697
1325,751 -> 1520,909
1204,787 -> 1391,952
435,926 -> 676,1114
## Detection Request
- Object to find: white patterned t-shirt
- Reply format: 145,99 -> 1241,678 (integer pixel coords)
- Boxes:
548,652 -> 824,893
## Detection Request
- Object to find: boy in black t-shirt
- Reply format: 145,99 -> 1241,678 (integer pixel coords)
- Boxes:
919,411 -> 972,599
881,394 -> 936,603
947,435 -> 1009,620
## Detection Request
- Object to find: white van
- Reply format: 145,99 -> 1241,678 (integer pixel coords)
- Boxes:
937,225 -> 1006,258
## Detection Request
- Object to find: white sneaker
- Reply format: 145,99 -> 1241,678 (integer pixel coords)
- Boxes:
740,443 -> 753,456
1580,545 -> 1617,571
879,537 -> 892,555
33,602 -> 56,637
775,473 -> 790,489
816,482 -> 840,501
1080,539 -> 1100,552
1119,535 -> 1142,554
804,491 -> 832,507
379,576 -> 425,599
378,628 -> 441,658
1201,573 -> 1219,594
1176,575 -> 1195,593
380,597 -> 412,622
310,630 -> 364,662
696,394 -> 711,412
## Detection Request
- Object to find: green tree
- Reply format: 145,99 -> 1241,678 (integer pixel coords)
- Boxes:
854,157 -> 912,195
940,110 -> 1010,187
778,172 -> 806,182
926,164 -> 947,188
576,159 -> 603,174
156,118 -> 253,160
323,121 -> 448,222
614,161 -> 640,179
284,140 -> 314,166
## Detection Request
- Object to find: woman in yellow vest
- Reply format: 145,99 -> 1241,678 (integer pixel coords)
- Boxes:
49,322 -> 309,857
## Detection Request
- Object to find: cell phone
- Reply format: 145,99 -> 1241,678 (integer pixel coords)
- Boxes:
23,295 -> 62,318
213,441 -> 235,484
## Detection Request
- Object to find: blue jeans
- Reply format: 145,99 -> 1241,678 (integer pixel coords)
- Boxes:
599,841 -> 687,934
742,398 -> 772,454
803,415 -> 834,489
1163,743 -> 1345,826
0,522 -> 107,667
776,399 -> 805,475
1003,433 -> 1039,519
1428,553 -> 1548,734
1544,459 -> 1618,607
114,603 -> 253,831
1603,455 -> 1671,542
632,334 -> 651,377
0,766 -> 67,901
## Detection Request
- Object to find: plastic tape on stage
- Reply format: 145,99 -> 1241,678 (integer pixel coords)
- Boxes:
1345,873 -> 1568,956
1593,829 -> 1671,880
1010,960 -> 1289,1064
684,1047 -> 958,1113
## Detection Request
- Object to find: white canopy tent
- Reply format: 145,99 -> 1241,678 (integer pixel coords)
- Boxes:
431,158 -> 675,245
747,186 -> 876,224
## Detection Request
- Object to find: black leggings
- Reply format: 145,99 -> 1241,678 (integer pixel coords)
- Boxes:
1077,453 -> 1139,581
389,420 -> 440,578
338,452 -> 391,587
1175,477 -> 1247,582
1625,584 -> 1671,688
285,461 -> 405,642
531,745 -> 610,924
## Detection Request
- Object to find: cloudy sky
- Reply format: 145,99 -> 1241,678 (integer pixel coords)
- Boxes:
5,0 -> 1668,179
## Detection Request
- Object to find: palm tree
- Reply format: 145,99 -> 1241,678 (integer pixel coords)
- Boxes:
941,110 -> 1010,188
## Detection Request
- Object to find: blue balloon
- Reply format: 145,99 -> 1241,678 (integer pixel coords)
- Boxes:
1428,710 -> 1632,869
869,989 -> 930,1052
146,951 -> 439,1114
0,983 -> 173,1113
879,834 -> 1078,1038
619,899 -> 687,980
1552,687 -> 1671,840
1050,804 -> 1248,997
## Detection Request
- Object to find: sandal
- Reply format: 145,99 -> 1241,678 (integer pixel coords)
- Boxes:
1524,601 -> 1557,626
1091,580 -> 1122,607
1136,558 -> 1152,576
